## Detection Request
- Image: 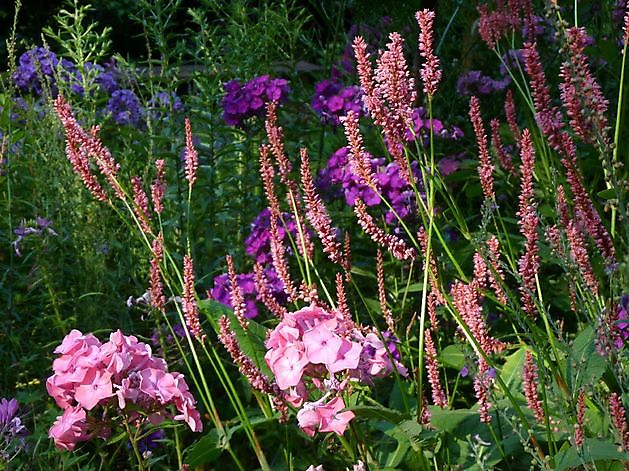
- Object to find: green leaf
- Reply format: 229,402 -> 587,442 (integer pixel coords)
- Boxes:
567,326 -> 607,390
500,347 -> 526,390
185,429 -> 224,467
199,299 -> 271,377
554,438 -> 629,470
428,407 -> 480,436
350,265 -> 377,279
348,404 -> 411,424
597,188 -> 616,200
105,431 -> 127,446
439,344 -> 466,370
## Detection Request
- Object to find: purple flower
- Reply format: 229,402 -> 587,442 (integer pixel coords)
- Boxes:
12,217 -> 57,256
318,146 -> 425,225
148,91 -> 184,119
221,75 -> 290,127
405,108 -> 464,143
456,70 -> 511,96
106,89 -> 143,126
135,429 -> 166,456
210,267 -> 287,319
311,79 -> 365,126
0,397 -> 28,460
244,208 -> 301,265
12,47 -> 59,95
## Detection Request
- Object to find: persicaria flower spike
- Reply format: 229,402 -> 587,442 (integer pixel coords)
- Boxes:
151,159 -> 166,215
184,117 -> 198,188
183,254 -> 204,341
469,96 -> 495,200
416,9 -> 442,97
522,351 -> 544,423
516,129 -> 539,317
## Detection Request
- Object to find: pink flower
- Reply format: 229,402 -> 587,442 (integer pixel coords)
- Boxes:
74,369 -> 114,410
297,396 -> 355,436
318,397 -> 355,435
328,339 -> 362,373
303,325 -> 343,366
267,344 -> 308,390
49,405 -> 88,451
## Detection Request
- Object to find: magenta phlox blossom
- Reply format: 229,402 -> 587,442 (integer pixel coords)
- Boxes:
47,329 -> 202,451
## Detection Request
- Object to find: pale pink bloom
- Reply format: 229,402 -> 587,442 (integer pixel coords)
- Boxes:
54,329 -> 101,356
268,344 -> 308,390
283,382 -> 308,408
74,369 -> 114,410
49,405 -> 88,451
328,339 -> 362,374
318,397 -> 355,435
303,326 -> 343,365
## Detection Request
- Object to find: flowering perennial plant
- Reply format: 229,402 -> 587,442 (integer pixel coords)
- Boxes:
310,79 -> 364,126
264,304 -> 406,436
222,75 -> 290,127
46,329 -> 202,451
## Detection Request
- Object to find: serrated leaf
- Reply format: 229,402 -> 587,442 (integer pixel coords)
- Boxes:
554,438 -> 629,470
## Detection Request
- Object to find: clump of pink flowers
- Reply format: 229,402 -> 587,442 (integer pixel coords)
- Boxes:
265,304 -> 407,436
46,329 -> 202,451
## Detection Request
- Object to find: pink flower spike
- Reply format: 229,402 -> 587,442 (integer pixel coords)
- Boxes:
74,370 -> 114,410
303,326 -> 343,366
184,117 -> 198,188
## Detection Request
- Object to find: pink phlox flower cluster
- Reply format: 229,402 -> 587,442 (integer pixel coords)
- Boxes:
265,305 -> 406,436
297,396 -> 355,437
47,329 -> 202,451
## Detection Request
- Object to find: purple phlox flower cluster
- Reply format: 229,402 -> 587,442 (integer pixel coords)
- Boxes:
318,146 -> 424,224
244,208 -> 302,265
106,89 -> 144,126
405,107 -> 464,143
83,59 -> 121,95
311,79 -> 365,126
12,217 -> 57,256
0,397 -> 28,461
456,70 -> 511,96
12,47 -> 121,97
210,266 -> 287,319
221,75 -> 290,127
438,151 -> 468,177
12,47 -> 59,95
46,329 -> 202,451
148,91 -> 184,119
